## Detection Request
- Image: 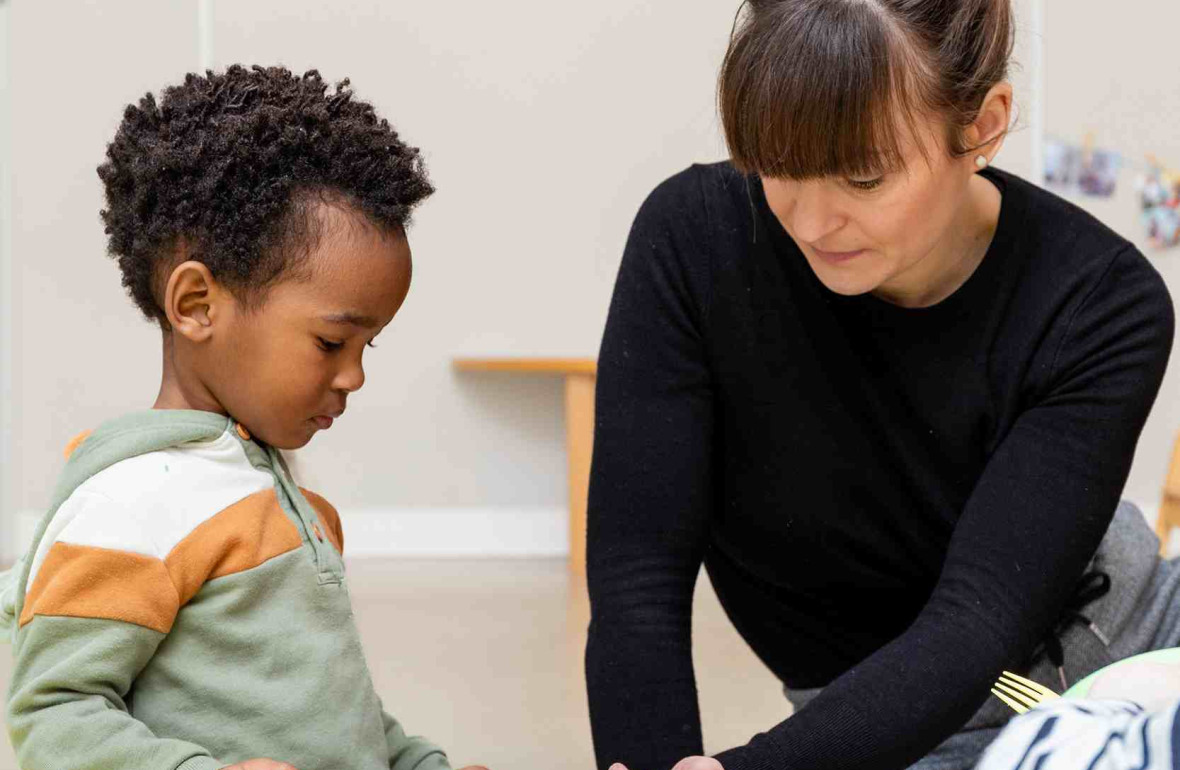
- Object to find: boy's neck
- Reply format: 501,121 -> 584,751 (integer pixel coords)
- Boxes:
153,332 -> 227,416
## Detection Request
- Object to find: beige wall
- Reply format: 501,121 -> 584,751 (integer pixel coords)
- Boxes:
3,1 -> 202,556
0,1 -> 741,557
1044,0 -> 1180,515
5,1 -> 1172,558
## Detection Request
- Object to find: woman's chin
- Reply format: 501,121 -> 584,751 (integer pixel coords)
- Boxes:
809,267 -> 881,297
802,254 -> 888,298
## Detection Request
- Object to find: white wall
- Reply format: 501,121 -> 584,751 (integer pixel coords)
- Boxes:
4,1 -> 203,559
0,0 -> 12,558
1044,0 -> 1180,515
0,1 -> 740,558
6,1 -> 1170,560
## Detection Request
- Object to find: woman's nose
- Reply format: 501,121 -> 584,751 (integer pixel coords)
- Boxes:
790,186 -> 845,245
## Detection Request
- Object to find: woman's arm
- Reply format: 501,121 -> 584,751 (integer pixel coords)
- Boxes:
712,245 -> 1175,770
585,169 -> 717,770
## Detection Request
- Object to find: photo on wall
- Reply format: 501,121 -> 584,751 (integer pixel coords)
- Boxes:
1043,137 -> 1121,198
1139,160 -> 1180,249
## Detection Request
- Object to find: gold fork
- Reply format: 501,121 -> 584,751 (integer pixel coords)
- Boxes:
991,671 -> 1062,714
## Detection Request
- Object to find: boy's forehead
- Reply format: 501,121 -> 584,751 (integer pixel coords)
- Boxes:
274,244 -> 410,328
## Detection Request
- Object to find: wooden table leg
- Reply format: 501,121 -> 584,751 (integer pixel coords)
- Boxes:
1158,434 -> 1180,555
564,373 -> 596,575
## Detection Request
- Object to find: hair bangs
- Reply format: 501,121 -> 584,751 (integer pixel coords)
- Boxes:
720,0 -> 930,180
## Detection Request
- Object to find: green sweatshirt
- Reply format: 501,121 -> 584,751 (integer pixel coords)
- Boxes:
2,409 -> 451,770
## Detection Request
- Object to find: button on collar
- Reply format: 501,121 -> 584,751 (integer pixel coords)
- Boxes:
235,422 -> 252,441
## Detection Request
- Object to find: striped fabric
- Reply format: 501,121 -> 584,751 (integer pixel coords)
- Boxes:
975,699 -> 1180,769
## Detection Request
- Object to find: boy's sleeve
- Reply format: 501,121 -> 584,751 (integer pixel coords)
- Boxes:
6,492 -> 224,770
380,702 -> 451,770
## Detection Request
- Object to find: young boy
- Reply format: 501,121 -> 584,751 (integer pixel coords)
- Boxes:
2,65 -> 483,770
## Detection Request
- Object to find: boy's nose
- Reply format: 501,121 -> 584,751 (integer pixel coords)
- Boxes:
333,363 -> 365,393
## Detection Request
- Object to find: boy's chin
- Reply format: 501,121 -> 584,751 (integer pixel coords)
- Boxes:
256,422 -> 317,450
279,429 -> 317,450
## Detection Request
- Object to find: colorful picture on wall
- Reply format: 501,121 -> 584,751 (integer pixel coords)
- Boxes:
1139,160 -> 1180,250
1044,138 -> 1080,190
1043,136 -> 1121,198
1077,148 -> 1122,198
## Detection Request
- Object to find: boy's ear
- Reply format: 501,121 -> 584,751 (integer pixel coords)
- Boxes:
162,261 -> 225,342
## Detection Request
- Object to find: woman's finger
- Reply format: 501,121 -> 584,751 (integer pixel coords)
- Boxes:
671,757 -> 724,770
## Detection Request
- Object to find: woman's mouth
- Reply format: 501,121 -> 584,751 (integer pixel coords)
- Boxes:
811,246 -> 866,264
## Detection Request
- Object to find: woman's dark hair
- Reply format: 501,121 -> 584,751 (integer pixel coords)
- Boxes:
98,64 -> 434,324
719,0 -> 1015,179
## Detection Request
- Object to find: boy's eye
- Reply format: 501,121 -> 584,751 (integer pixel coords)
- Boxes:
318,337 -> 378,351
848,176 -> 885,192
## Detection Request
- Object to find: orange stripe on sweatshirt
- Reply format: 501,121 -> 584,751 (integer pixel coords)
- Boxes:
21,489 -> 303,632
300,488 -> 344,556
62,430 -> 93,460
166,488 -> 304,606
19,543 -> 179,633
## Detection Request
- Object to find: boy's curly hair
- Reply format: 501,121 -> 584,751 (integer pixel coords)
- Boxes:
98,64 -> 434,324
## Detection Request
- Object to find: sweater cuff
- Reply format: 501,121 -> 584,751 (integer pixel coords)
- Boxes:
715,745 -> 783,770
410,749 -> 452,770
176,756 -> 226,770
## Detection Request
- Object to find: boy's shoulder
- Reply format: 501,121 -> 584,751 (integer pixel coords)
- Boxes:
25,426 -> 287,595
64,429 -> 277,555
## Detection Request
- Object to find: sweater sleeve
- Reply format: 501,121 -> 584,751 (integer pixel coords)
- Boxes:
7,494 -> 224,770
585,170 -> 717,770
713,246 -> 1175,770
380,702 -> 451,770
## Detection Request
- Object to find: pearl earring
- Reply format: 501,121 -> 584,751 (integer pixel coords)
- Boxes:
975,155 -> 989,170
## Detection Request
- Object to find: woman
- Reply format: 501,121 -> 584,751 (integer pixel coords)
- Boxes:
584,1 -> 1176,769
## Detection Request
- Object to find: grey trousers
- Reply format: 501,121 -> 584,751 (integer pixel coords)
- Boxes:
783,500 -> 1180,770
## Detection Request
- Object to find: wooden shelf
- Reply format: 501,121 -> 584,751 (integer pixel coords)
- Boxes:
452,356 -> 597,574
453,357 -> 597,376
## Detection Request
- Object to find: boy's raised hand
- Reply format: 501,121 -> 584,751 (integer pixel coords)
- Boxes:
224,759 -> 300,770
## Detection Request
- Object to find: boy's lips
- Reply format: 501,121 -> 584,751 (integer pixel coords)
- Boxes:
312,410 -> 344,430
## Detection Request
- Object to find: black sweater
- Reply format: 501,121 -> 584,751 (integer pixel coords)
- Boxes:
584,162 -> 1174,770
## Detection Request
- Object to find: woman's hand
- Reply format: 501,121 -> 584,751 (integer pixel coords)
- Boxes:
609,758 -> 724,770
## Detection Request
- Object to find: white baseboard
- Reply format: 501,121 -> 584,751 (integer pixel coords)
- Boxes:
7,500 -> 1173,562
6,505 -> 569,561
337,506 -> 568,558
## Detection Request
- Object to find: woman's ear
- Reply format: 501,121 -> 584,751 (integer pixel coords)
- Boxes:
965,81 -> 1014,165
162,261 -> 222,343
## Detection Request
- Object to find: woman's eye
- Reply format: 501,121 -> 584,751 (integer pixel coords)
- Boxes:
317,337 -> 344,352
848,177 -> 884,191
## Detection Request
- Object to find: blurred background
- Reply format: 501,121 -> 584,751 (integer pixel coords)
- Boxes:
0,1 -> 1177,768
